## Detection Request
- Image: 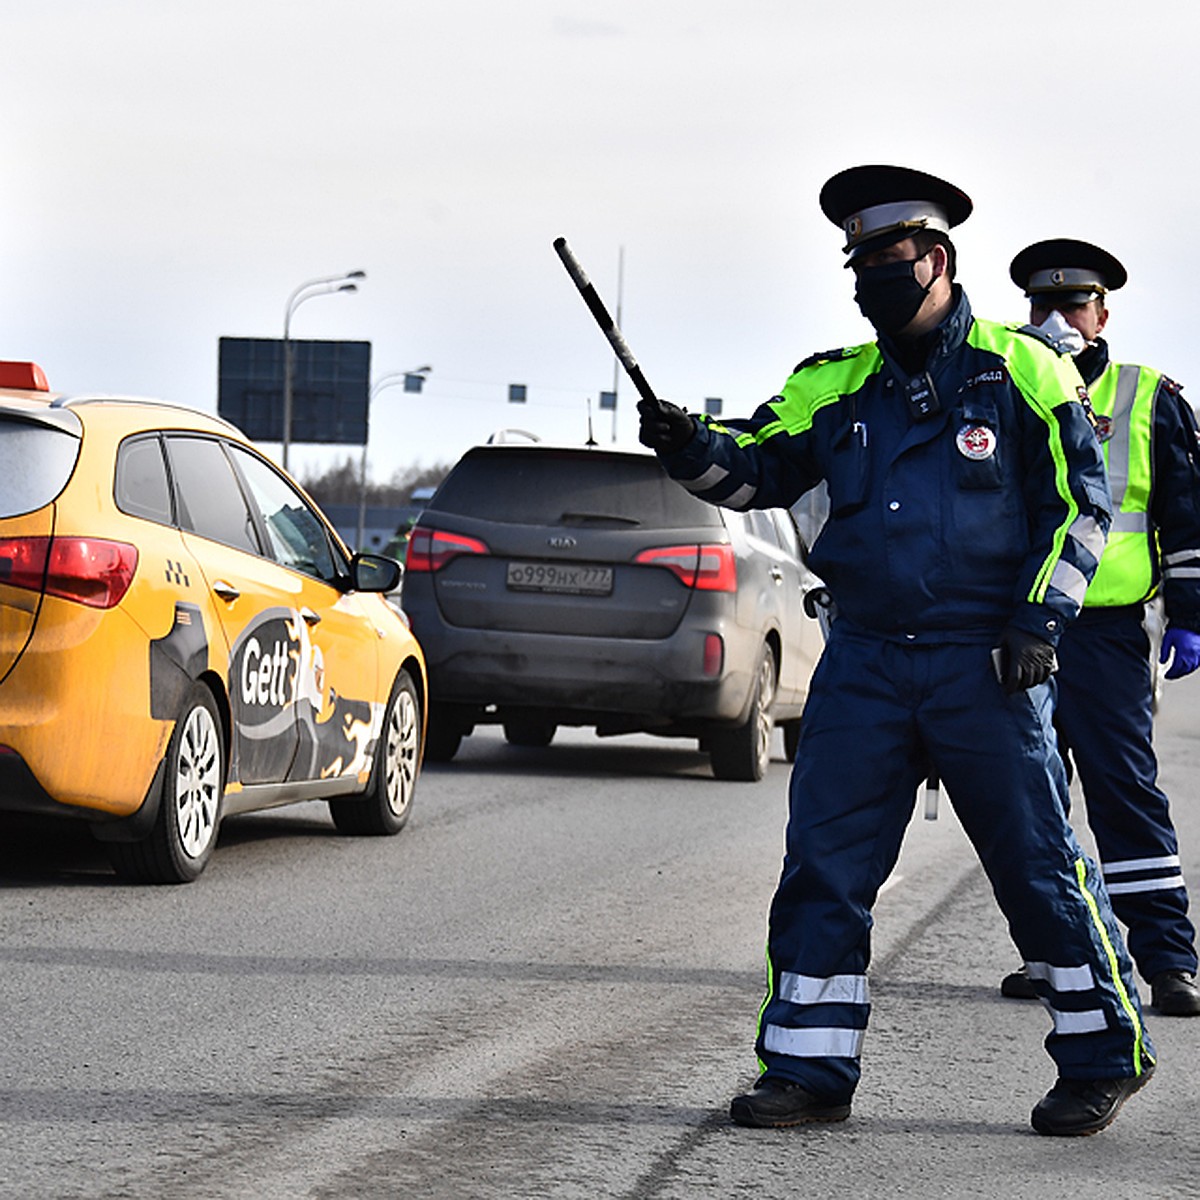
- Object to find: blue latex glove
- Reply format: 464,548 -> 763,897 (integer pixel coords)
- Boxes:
1160,627 -> 1200,679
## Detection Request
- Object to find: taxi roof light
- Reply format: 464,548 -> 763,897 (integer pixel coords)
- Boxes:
0,362 -> 50,391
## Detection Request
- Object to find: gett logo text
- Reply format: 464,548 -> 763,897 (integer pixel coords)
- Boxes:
241,636 -> 295,707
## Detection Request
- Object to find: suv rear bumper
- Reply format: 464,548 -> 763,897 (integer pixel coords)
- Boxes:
421,624 -> 755,724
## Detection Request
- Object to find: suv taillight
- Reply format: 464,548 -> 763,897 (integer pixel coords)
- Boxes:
405,527 -> 490,572
0,536 -> 138,609
634,543 -> 737,591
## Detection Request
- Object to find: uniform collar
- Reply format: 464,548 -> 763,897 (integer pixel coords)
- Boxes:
878,285 -> 972,376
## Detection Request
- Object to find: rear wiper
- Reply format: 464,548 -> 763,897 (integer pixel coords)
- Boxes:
558,511 -> 642,527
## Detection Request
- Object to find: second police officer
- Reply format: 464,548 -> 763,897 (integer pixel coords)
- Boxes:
1000,239 -> 1200,1016
639,165 -> 1155,1136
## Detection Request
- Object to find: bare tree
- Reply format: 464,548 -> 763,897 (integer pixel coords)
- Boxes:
299,456 -> 451,508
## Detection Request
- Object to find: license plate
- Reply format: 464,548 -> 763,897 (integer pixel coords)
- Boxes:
506,561 -> 613,595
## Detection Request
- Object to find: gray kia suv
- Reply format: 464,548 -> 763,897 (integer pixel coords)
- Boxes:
401,443 -> 825,780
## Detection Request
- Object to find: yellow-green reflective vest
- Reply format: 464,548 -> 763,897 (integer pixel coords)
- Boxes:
1086,362 -> 1160,606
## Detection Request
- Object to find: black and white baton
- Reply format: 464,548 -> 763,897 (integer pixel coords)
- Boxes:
552,237 -> 662,412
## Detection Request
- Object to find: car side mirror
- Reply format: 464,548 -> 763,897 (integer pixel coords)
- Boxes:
350,552 -> 402,593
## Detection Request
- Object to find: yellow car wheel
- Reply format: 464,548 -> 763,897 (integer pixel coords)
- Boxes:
108,684 -> 225,884
329,669 -> 421,836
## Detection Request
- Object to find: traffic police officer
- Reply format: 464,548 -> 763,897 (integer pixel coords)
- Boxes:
1000,239 -> 1200,1016
639,166 -> 1155,1136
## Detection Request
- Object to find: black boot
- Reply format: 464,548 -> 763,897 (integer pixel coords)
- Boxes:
1031,1063 -> 1154,1137
730,1077 -> 852,1128
1151,970 -> 1200,1016
1000,964 -> 1038,999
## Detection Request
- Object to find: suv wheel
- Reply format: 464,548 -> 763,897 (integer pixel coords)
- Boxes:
709,645 -> 777,782
503,715 -> 557,747
424,702 -> 465,762
782,719 -> 802,762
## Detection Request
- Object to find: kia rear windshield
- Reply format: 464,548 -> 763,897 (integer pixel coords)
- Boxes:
0,413 -> 82,517
430,449 -> 723,528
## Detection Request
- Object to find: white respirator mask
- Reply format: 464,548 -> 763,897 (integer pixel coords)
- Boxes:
1035,309 -> 1087,357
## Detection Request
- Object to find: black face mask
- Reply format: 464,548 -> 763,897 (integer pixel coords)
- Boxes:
853,256 -> 934,336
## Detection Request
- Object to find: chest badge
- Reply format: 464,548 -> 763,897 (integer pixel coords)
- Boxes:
956,424 -> 997,460
1092,414 -> 1114,443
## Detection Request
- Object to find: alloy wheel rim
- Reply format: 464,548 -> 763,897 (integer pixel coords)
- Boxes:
176,706 -> 220,859
755,657 -> 776,772
385,690 -> 419,817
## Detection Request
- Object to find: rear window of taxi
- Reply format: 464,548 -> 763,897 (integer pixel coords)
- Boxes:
0,412 -> 82,517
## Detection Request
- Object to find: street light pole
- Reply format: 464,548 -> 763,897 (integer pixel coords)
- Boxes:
356,366 -> 432,551
611,245 -> 624,443
281,270 -> 366,470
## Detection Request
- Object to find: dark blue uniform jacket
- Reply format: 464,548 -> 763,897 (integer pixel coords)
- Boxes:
660,289 -> 1112,647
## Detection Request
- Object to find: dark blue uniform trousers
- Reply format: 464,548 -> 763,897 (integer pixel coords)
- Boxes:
1055,605 -> 1197,980
758,624 -> 1154,1100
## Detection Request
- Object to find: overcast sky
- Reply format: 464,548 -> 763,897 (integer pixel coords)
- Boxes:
3,1 -> 1197,484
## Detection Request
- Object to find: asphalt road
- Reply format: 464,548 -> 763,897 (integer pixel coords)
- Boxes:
2,675 -> 1199,1199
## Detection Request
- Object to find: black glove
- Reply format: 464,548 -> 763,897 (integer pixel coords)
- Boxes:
997,626 -> 1058,694
637,397 -> 695,453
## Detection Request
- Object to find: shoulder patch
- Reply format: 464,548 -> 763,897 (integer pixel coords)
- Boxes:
793,346 -> 859,372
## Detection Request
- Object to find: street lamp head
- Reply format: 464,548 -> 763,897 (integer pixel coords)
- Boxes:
281,269 -> 368,470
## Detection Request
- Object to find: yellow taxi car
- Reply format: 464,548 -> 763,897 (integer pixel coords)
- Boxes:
0,362 -> 426,883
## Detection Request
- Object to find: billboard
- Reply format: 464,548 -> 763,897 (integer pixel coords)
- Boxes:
218,337 -> 372,445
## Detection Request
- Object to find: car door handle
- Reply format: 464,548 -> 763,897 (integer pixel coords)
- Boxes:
212,580 -> 240,602
770,567 -> 785,584
300,607 -> 321,626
